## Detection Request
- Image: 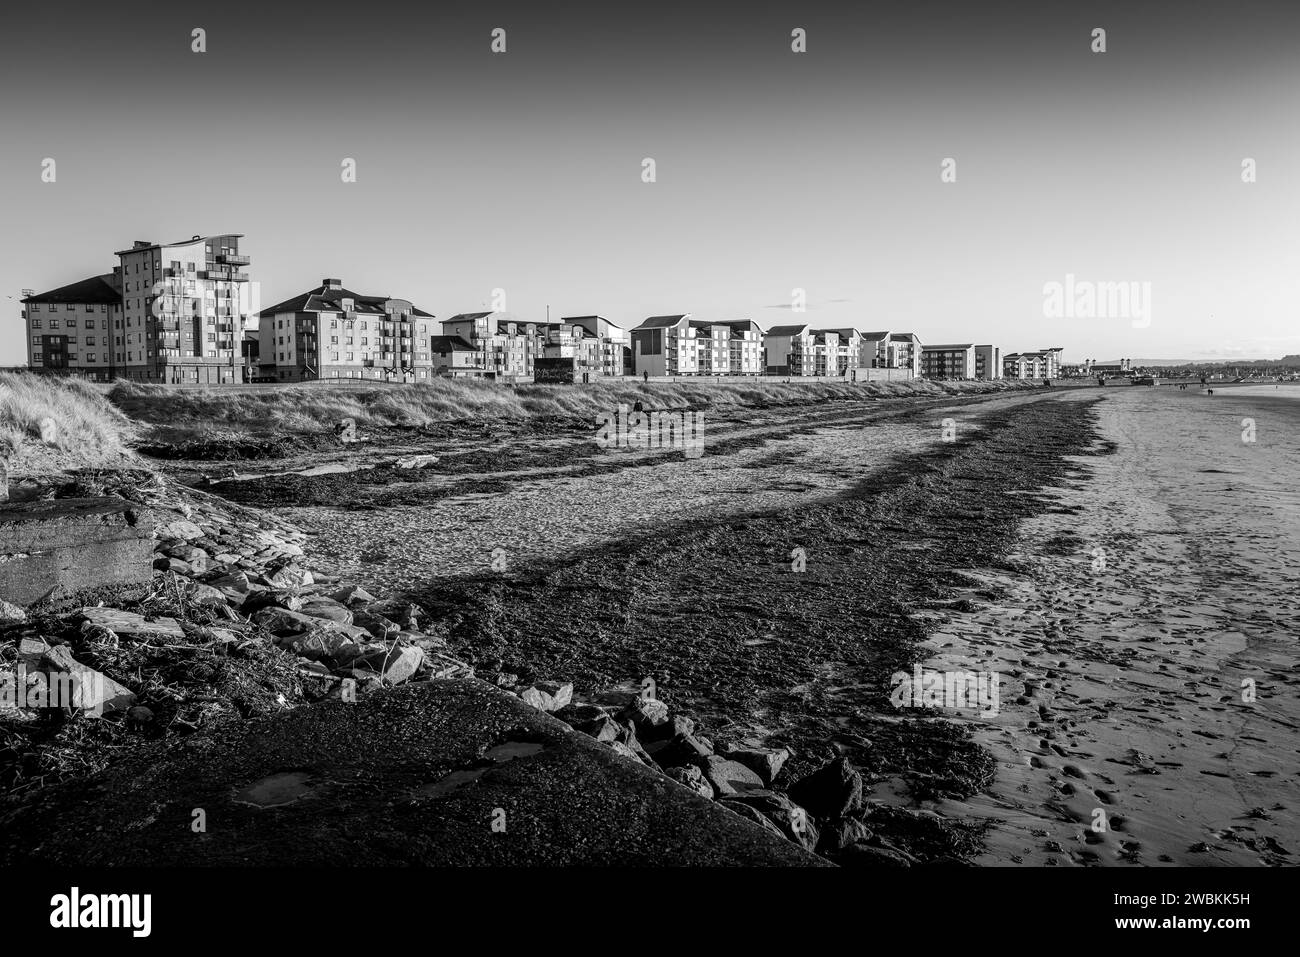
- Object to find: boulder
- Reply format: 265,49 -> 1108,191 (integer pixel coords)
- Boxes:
0,600 -> 27,624
723,746 -> 790,786
356,645 -> 425,685
838,843 -> 913,868
666,764 -> 715,800
353,610 -> 399,639
645,733 -> 713,769
818,817 -> 874,853
155,519 -> 203,541
393,454 -> 440,470
720,790 -> 819,852
619,696 -> 670,737
695,756 -> 764,796
788,756 -> 863,819
42,644 -> 136,715
300,598 -> 354,625
719,800 -> 787,839
330,584 -> 376,606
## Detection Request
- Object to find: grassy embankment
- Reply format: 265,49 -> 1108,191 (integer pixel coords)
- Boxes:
0,373 -> 137,475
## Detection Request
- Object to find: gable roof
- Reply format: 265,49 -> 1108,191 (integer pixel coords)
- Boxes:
634,314 -> 691,330
429,335 -> 477,352
22,273 -> 121,305
259,283 -> 434,319
765,323 -> 811,337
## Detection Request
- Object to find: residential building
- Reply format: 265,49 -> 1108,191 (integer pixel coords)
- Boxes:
541,320 -> 603,380
20,272 -> 123,380
118,234 -> 253,384
441,312 -> 544,380
973,344 -> 1001,380
1003,347 -> 1064,380
813,328 -> 861,375
565,316 -> 629,377
691,319 -> 764,376
631,315 -> 699,377
859,331 -> 891,369
258,278 -> 437,382
763,323 -> 816,376
429,335 -> 485,377
888,332 -> 923,377
921,343 -> 977,379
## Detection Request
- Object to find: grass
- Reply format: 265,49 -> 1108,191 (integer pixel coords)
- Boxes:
0,372 -> 137,473
109,376 -> 1037,440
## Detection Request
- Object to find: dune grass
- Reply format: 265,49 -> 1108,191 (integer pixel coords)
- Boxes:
0,372 -> 137,473
109,376 -> 1034,440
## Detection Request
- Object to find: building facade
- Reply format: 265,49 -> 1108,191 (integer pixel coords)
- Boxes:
631,315 -> 699,376
921,343 -> 977,379
440,312 -> 544,380
888,333 -> 924,377
564,316 -> 629,377
20,273 -> 123,380
1003,347 -> 1064,380
259,279 -> 437,382
973,344 -> 1001,380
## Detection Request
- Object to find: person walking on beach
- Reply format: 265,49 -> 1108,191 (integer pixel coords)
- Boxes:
643,370 -> 649,383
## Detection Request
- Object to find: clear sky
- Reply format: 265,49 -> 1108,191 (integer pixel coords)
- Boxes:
2,0 -> 1297,365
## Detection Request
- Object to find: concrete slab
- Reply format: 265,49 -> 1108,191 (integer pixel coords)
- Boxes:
0,679 -> 826,866
0,497 -> 154,605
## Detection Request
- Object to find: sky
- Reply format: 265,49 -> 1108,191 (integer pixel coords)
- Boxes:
1,0 -> 1297,366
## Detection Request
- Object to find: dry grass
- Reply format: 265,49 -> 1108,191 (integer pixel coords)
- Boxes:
110,376 -> 1035,440
0,372 -> 137,474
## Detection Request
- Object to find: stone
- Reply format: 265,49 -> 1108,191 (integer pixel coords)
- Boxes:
0,600 -> 27,624
721,790 -> 819,852
356,645 -> 424,685
818,817 -> 874,853
186,583 -> 231,608
263,563 -> 314,589
555,704 -> 619,742
423,653 -> 473,680
719,800 -> 787,839
155,519 -> 203,541
723,746 -> 790,786
519,681 -> 573,713
0,498 -> 155,605
838,843 -> 913,868
645,733 -> 713,769
42,644 -> 136,715
493,672 -> 518,687
666,764 -> 715,800
696,756 -> 764,796
353,609 -> 399,639
393,454 -> 440,470
203,570 -> 251,604
251,607 -> 368,642
788,756 -> 864,819
278,629 -> 362,664
157,558 -> 193,576
331,584 -> 376,606
619,696 -> 670,736
300,598 -> 354,625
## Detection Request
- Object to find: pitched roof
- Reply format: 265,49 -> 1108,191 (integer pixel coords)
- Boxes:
445,312 -> 494,322
429,335 -> 478,352
259,283 -> 434,319
114,234 -> 244,256
22,273 -> 121,305
765,323 -> 811,337
889,332 -> 919,342
634,314 -> 691,329
922,343 -> 974,350
860,330 -> 890,340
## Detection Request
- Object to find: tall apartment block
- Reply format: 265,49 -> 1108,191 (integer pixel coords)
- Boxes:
973,344 -> 1002,379
887,333 -> 924,377
564,316 -> 630,377
630,315 -> 700,376
440,312 -> 544,380
259,279 -> 437,382
1003,347 -> 1064,379
118,234 -> 252,384
692,319 -> 764,375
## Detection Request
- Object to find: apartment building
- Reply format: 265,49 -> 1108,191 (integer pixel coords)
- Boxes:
763,323 -> 816,376
564,316 -> 629,377
973,344 -> 1001,380
441,312 -> 544,380
814,328 -> 861,375
888,333 -> 923,377
630,315 -> 700,376
259,279 -> 437,382
921,343 -> 977,379
20,273 -> 123,380
690,319 -> 764,375
117,234 -> 252,384
541,320 -> 603,378
859,331 -> 891,369
1003,347 -> 1064,380
429,336 -> 485,377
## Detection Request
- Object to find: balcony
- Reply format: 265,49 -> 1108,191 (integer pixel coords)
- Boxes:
216,254 -> 250,266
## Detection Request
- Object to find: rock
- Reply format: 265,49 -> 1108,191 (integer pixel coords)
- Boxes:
300,598 -> 354,625
251,607 -> 368,642
518,681 -> 573,713
607,741 -> 642,764
818,817 -> 874,853
393,453 -> 440,470
720,790 -> 819,851
369,599 -> 423,630
838,843 -> 913,868
646,733 -> 713,769
788,756 -> 864,819
213,552 -> 241,565
356,645 -> 424,685
155,519 -> 203,541
165,545 -> 209,572
204,570 -> 251,604
0,600 -> 27,624
555,703 -> 619,742
619,696 -> 671,737
423,653 -> 473,680
493,672 -> 518,687
330,584 -> 376,605
666,764 -> 715,800
263,563 -> 314,589
279,629 -> 362,664
719,800 -> 788,839
187,582 -> 231,608
42,644 -> 136,714
723,746 -> 790,786
353,609 -> 399,639
696,756 -> 764,796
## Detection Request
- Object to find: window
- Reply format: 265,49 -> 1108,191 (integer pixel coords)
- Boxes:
31,335 -> 40,344
206,350 -> 216,357
345,352 -> 354,361
66,304 -> 74,312
31,319 -> 41,329
50,319 -> 60,329
86,337 -> 95,346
